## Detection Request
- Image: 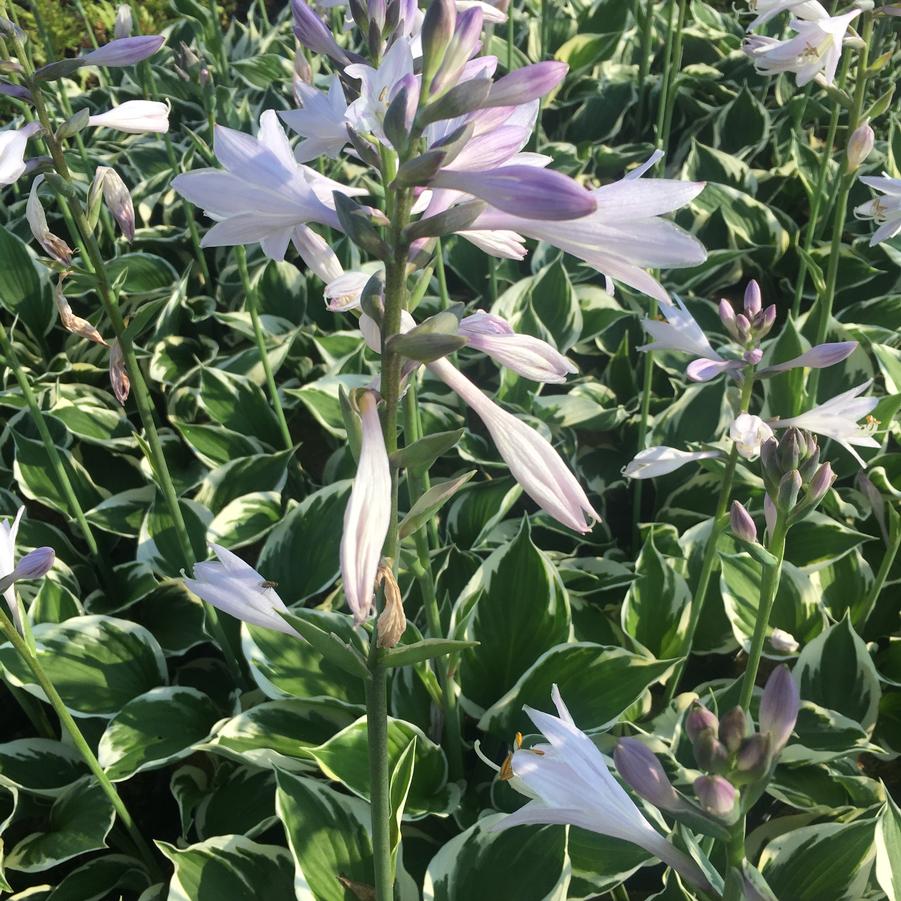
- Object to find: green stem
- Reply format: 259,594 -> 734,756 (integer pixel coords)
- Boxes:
610,883 -> 630,901
403,386 -> 463,779
366,643 -> 393,900
728,817 -> 746,868
235,246 -> 293,451
635,0 -> 655,133
632,300 -> 658,546
806,15 -> 872,405
854,520 -> 901,632
0,607 -> 161,879
0,322 -> 101,558
664,369 -> 756,702
660,0 -> 688,150
435,239 -> 451,310
739,514 -> 788,712
654,0 -> 678,145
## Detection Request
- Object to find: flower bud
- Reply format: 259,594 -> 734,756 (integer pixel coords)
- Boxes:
693,731 -> 730,774
847,119 -> 874,172
94,166 -> 135,241
0,546 -> 55,594
730,501 -> 757,544
735,313 -> 751,343
757,304 -> 776,337
775,470 -> 802,513
719,299 -> 739,340
744,347 -> 763,365
744,280 -> 762,317
614,738 -> 683,812
759,664 -> 799,753
763,493 -> 777,538
734,733 -> 771,781
694,775 -> 737,817
770,628 -> 799,654
759,437 -> 781,489
777,427 -> 805,473
368,0 -> 386,32
806,462 -> 835,507
114,4 -> 134,39
685,705 -> 718,743
718,706 -> 749,754
109,339 -> 130,405
56,107 -> 90,140
420,0 -> 456,82
81,34 -> 165,67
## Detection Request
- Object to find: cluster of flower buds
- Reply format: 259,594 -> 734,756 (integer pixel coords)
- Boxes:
173,41 -> 211,87
615,667 -> 799,833
718,281 -> 776,350
759,427 -> 835,524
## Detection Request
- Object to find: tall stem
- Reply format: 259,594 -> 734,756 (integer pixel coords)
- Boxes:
654,0 -> 678,145
0,322 -> 101,559
806,15 -> 872,405
739,515 -> 788,712
235,246 -> 293,450
0,607 -> 161,879
632,300 -> 658,545
635,0 -> 655,133
659,0 -> 688,150
854,517 -> 901,632
664,370 -> 756,702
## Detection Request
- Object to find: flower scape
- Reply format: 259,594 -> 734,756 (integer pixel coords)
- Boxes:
0,0 -> 898,899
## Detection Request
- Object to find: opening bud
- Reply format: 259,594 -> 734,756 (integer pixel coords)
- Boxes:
759,664 -> 800,753
694,775 -> 737,817
744,280 -> 762,317
734,733 -> 772,782
730,501 -> 758,544
614,738 -> 683,812
684,705 -> 719,743
420,0 -> 456,83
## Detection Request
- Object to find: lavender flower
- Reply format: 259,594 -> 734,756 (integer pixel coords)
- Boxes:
281,75 -> 349,161
855,175 -> 901,246
81,35 -> 165,67
0,122 -> 41,186
0,508 -> 55,633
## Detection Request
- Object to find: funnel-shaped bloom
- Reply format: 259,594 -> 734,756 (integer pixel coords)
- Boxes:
0,508 -> 54,633
773,381 -> 879,465
491,686 -> 710,891
341,390 -> 391,624
88,100 -> 169,134
281,75 -> 349,162
729,413 -> 774,460
0,122 -> 40,187
623,446 -> 720,479
742,10 -> 860,86
855,175 -> 901,246
345,38 -> 415,143
428,357 -> 598,532
638,295 -> 720,358
471,152 -> 706,304
173,111 -> 362,260
747,0 -> 827,30
183,544 -> 296,635
458,311 -> 577,382
757,341 -> 857,376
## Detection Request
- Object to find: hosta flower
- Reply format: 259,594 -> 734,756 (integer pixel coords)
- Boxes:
173,111 -> 365,260
81,34 -> 165,67
729,414 -> 774,460
183,544 -> 296,635
623,446 -> 720,479
638,295 -> 720,358
773,381 -> 879,465
345,38 -> 415,142
0,122 -> 40,186
470,152 -> 706,304
281,74 -> 349,161
855,175 -> 901,246
113,4 -> 133,39
0,508 -> 55,633
458,311 -> 577,382
341,390 -> 392,624
488,686 -> 710,891
746,0 -> 827,30
742,10 -> 860,87
429,357 -> 599,532
88,100 -> 169,134
324,270 -> 374,311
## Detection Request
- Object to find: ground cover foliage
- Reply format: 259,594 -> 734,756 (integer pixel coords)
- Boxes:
0,0 -> 899,899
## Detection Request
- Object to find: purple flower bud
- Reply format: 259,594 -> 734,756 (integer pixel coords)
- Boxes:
730,501 -> 757,544
718,706 -> 749,754
758,304 -> 776,337
291,0 -> 351,65
431,7 -> 483,92
614,738 -> 683,811
0,81 -> 32,102
94,167 -> 135,241
719,299 -> 739,340
736,313 -> 751,342
113,4 -> 134,40
368,0 -> 386,31
430,166 -> 596,221
759,664 -> 800,753
847,120 -> 875,172
764,493 -> 777,538
807,462 -> 835,506
12,546 -> 55,580
109,339 -> 130,405
778,428 -> 804,472
685,705 -> 718,743
744,347 -> 763,365
775,470 -> 802,512
734,733 -> 771,781
694,775 -> 737,817
694,732 -> 730,774
484,60 -> 569,108
758,341 -> 857,376
686,358 -> 743,382
420,0 -> 456,81
81,34 -> 165,67
744,280 -> 762,317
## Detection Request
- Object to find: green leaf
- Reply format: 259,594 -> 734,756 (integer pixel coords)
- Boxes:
795,614 -> 882,731
568,830 -> 652,898
194,768 -> 277,841
399,472 -> 476,539
206,491 -> 282,549
309,716 -> 458,818
158,835 -> 295,901
0,615 -> 167,717
287,374 -> 373,439
876,792 -> 901,901
784,513 -> 871,567
138,494 -> 210,578
6,778 -> 115,873
100,253 -> 178,294
194,451 -> 293,515
525,259 -> 582,352
275,770 -> 374,901
98,687 -> 220,782
457,520 -> 571,712
381,638 -> 479,668
199,368 -> 284,448
257,482 -> 351,602
45,854 -> 150,901
622,529 -> 691,659
390,429 -> 464,471
242,613 -> 366,710
424,814 -> 569,901
759,818 -> 877,901
389,739 -> 416,864
0,739 -> 87,797
200,698 -> 356,770
276,609 -> 369,680
0,224 -> 52,337
478,643 -> 676,736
